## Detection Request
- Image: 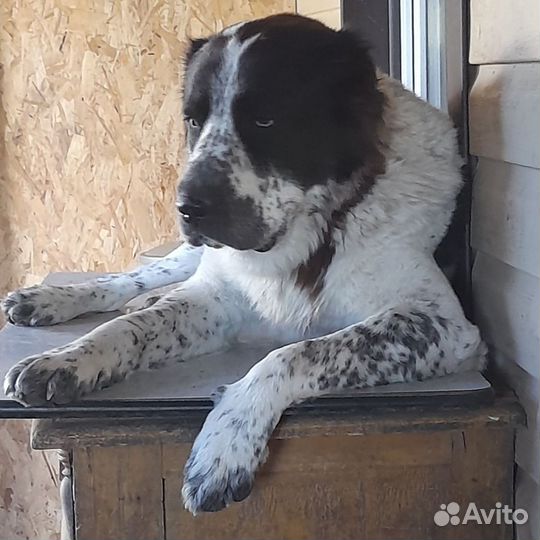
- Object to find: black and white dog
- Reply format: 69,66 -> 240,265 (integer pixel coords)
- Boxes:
3,14 -> 486,514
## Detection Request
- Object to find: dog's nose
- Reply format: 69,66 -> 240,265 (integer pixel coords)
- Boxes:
176,197 -> 208,222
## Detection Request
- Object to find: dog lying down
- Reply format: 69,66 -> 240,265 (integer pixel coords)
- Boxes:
2,14 -> 486,514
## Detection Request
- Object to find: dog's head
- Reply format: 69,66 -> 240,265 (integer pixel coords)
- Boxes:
178,14 -> 384,251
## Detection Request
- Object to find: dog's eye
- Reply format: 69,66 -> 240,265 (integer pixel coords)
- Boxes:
185,117 -> 200,129
255,119 -> 274,128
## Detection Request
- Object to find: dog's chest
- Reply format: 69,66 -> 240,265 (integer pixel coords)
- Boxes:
201,247 -> 375,333
199,249 -> 312,329
234,268 -> 320,330
200,242 -> 437,335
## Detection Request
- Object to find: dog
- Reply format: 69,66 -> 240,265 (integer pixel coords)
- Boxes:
2,14 -> 486,514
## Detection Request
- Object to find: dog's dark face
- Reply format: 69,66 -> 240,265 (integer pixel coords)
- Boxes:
178,14 -> 383,251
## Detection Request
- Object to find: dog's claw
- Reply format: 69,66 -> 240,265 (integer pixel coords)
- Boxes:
46,379 -> 55,402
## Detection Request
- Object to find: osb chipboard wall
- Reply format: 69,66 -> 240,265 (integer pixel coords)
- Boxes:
0,420 -> 62,539
0,2 -> 294,539
0,0 -> 294,295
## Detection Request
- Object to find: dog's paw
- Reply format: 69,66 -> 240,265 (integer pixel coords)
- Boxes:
2,286 -> 79,326
3,344 -> 107,406
182,384 -> 272,514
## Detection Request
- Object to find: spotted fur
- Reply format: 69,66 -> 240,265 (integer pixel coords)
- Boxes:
3,15 -> 486,515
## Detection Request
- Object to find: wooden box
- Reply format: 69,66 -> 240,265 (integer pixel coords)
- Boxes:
31,396 -> 523,540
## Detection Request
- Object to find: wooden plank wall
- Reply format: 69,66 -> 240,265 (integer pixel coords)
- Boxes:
469,1 -> 540,539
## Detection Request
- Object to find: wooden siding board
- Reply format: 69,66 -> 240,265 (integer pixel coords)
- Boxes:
471,158 -> 540,278
470,0 -> 540,64
469,63 -> 540,168
469,6 -> 540,535
472,253 -> 539,379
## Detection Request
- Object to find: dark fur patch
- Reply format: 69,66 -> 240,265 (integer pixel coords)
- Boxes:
295,226 -> 335,300
294,151 -> 386,300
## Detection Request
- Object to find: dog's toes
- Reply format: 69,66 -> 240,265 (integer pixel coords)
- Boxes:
2,287 -> 64,326
3,293 -> 36,326
181,389 -> 265,514
3,356 -> 36,398
4,355 -> 84,406
182,460 -> 254,514
121,293 -> 163,314
141,294 -> 163,309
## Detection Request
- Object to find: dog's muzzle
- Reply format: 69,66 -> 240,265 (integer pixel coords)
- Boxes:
177,160 -> 270,251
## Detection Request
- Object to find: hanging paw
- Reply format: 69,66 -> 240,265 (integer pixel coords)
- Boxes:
182,382 -> 273,514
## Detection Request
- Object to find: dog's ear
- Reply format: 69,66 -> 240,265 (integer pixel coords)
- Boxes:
329,28 -> 380,95
184,37 -> 209,66
334,28 -> 374,70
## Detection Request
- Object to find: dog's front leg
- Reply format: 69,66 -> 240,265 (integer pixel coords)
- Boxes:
4,278 -> 242,406
2,243 -> 203,326
182,303 -> 485,513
